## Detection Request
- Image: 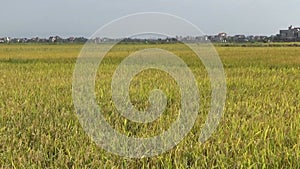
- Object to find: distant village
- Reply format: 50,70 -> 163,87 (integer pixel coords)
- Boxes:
1,25 -> 300,44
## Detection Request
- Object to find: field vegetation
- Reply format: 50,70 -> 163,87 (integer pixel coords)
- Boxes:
0,43 -> 299,168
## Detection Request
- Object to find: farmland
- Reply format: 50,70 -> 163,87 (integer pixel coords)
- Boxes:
0,44 -> 299,168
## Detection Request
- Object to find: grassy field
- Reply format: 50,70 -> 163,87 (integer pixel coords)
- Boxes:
0,44 -> 299,168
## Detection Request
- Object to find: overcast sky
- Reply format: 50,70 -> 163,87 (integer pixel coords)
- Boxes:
1,0 -> 299,38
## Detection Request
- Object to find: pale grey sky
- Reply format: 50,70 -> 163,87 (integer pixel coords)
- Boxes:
1,0 -> 299,37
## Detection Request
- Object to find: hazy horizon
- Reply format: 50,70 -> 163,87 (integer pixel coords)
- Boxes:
1,0 -> 299,38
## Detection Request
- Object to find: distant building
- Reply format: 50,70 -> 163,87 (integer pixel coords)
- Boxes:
49,36 -> 63,43
0,37 -> 11,43
49,36 -> 56,43
216,32 -> 227,43
195,35 -> 208,42
232,35 -> 248,42
278,25 -> 300,41
206,33 -> 227,43
67,37 -> 75,43
29,37 -> 40,43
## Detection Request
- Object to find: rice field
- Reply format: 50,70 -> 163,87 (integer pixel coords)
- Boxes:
0,43 -> 299,168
